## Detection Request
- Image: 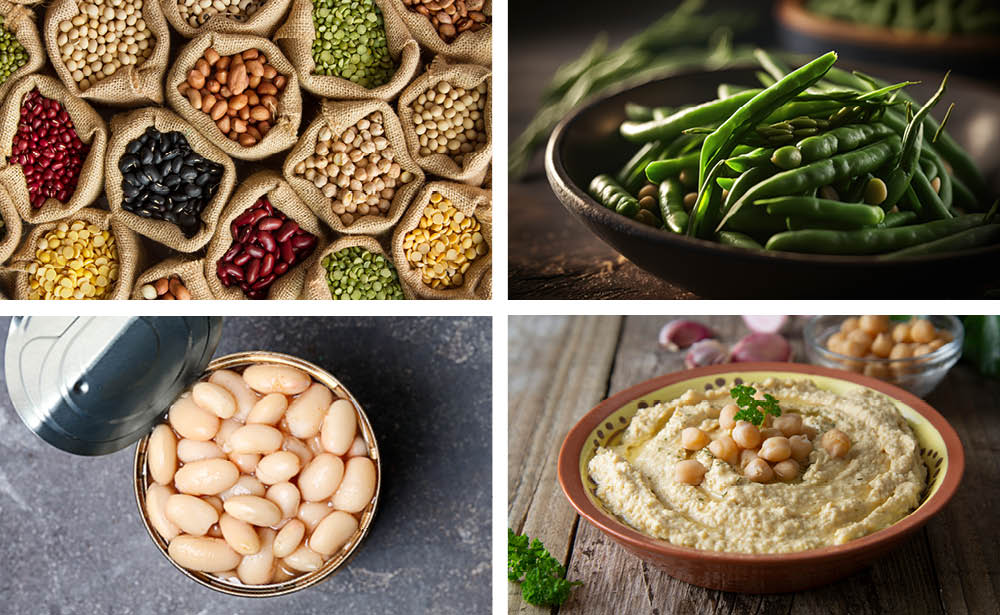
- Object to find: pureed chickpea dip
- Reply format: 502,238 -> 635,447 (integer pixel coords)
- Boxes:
588,378 -> 926,554
143,361 -> 376,585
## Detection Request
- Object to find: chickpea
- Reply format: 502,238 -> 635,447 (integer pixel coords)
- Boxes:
744,458 -> 774,483
759,427 -> 782,440
891,322 -> 911,344
826,331 -> 847,354
719,403 -> 739,431
708,436 -> 739,466
773,413 -> 802,437
821,429 -> 851,458
846,329 -> 874,350
864,362 -> 892,380
840,317 -> 860,334
913,344 -> 935,357
928,339 -> 945,351
788,434 -> 813,463
910,319 -> 936,344
732,421 -> 761,450
843,339 -> 869,358
739,449 -> 758,471
889,343 -> 913,360
758,436 -> 792,463
859,315 -> 890,335
773,459 -> 800,482
681,427 -> 710,451
870,333 -> 894,358
800,425 -> 818,440
675,459 -> 706,486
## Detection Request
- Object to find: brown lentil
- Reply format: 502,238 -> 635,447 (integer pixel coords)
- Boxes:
401,191 -> 486,289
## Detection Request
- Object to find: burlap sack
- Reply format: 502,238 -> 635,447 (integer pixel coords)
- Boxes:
302,234 -> 415,300
390,0 -> 491,67
0,183 -> 22,265
391,180 -> 490,300
274,0 -> 419,101
0,75 -> 107,225
106,107 -> 237,253
44,0 -> 169,105
167,33 -> 302,161
204,170 -> 327,300
397,56 -> 491,184
163,0 -> 293,39
474,265 -> 490,299
131,255 -> 215,299
283,99 -> 424,237
6,207 -> 141,300
0,1 -> 45,102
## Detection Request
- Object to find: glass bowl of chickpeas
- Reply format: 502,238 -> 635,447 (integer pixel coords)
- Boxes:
803,315 -> 963,397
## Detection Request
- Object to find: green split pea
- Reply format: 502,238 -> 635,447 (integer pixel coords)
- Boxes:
311,0 -> 396,89
0,16 -> 28,86
323,246 -> 405,300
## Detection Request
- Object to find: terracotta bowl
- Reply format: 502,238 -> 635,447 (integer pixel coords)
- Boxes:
557,362 -> 964,593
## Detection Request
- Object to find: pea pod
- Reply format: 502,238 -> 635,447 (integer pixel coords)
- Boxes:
796,122 -> 895,162
764,214 -> 986,254
726,147 -> 772,172
620,90 -> 762,144
657,178 -> 688,234
759,196 -> 885,228
589,174 -> 640,218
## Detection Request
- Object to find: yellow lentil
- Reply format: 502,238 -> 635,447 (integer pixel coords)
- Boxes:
27,220 -> 119,300
401,193 -> 488,289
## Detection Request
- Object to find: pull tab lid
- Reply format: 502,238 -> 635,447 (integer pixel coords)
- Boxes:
5,316 -> 223,456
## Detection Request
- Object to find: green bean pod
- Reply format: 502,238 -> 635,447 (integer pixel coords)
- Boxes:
910,167 -> 953,220
881,211 -> 919,228
617,141 -> 665,193
760,196 -> 885,228
657,178 -> 688,235
796,122 -> 894,162
724,165 -> 775,212
645,151 -> 700,184
620,90 -> 761,144
951,173 -> 980,211
716,231 -> 763,250
726,147 -> 773,172
589,174 -> 640,218
880,225 -> 1000,259
625,103 -> 654,122
764,214 -> 986,254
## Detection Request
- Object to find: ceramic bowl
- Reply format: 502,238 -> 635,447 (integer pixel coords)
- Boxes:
557,362 -> 964,593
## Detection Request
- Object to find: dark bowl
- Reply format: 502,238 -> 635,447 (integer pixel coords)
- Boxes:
545,63 -> 1000,298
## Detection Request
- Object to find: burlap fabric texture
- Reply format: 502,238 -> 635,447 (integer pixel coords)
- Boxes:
397,56 -> 491,184
390,0 -> 491,67
283,98 -> 424,237
274,0 -> 419,101
7,206 -> 141,300
166,32 -> 302,161
0,183 -> 22,265
105,107 -> 237,253
131,255 -> 214,299
0,1 -> 45,102
391,180 -> 490,300
302,234 -> 415,300
204,170 -> 327,300
163,0 -> 293,39
0,75 -> 107,225
43,0 -> 170,105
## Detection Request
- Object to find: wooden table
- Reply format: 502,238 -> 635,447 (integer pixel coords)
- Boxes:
508,315 -> 997,614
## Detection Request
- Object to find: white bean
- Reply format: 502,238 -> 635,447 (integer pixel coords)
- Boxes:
255,451 -> 301,485
203,495 -> 224,514
282,435 -> 313,467
174,459 -> 240,495
148,424 -> 177,485
209,369 -> 259,422
219,512 -> 261,556
168,394 -> 220,441
348,435 -> 368,457
297,501 -> 332,533
229,452 -> 261,474
219,474 -> 267,500
320,399 -> 356,456
166,494 -> 219,536
285,383 -> 334,439
224,495 -> 282,526
242,365 -> 311,395
266,482 -> 301,520
309,511 -> 357,557
146,483 -> 180,542
298,453 -> 345,502
282,544 -> 324,572
307,435 -> 325,457
247,393 -> 288,425
272,518 -> 305,559
214,418 -> 241,452
332,456 -> 376,513
168,535 -> 241,572
237,528 -> 275,585
229,424 -> 283,454
192,382 -> 237,419
177,439 -> 225,463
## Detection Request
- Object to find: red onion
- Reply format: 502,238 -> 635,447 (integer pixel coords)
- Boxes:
731,333 -> 793,363
685,339 -> 730,368
659,319 -> 715,352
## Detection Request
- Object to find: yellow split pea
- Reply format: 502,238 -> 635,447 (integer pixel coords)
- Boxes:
27,220 -> 119,300
402,192 -> 487,289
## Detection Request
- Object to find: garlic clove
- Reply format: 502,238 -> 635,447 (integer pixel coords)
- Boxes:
684,339 -> 730,369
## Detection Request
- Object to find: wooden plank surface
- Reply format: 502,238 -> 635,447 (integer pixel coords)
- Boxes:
508,315 -> 997,614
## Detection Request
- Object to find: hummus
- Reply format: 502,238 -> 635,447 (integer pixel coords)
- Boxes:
588,378 -> 926,553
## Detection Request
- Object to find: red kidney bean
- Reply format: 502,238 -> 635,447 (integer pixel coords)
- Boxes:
257,216 -> 282,231
260,253 -> 274,277
257,230 -> 276,253
245,244 -> 266,259
279,240 -> 294,264
223,244 -> 241,262
233,251 -> 252,266
232,210 -> 256,227
291,235 -> 315,250
246,258 -> 260,284
275,222 -> 299,243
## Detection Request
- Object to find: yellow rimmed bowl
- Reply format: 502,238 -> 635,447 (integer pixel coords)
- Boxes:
557,362 -> 964,593
133,351 -> 381,597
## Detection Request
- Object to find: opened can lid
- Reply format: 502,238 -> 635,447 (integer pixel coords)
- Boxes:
5,316 -> 223,456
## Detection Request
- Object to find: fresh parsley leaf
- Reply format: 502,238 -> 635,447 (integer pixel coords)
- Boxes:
508,529 -> 583,606
729,384 -> 781,427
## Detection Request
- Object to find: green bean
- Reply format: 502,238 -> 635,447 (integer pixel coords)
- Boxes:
625,102 -> 654,121
658,178 -> 689,234
928,154 -> 952,210
620,90 -> 761,143
881,211 -> 918,228
717,84 -> 749,99
724,165 -> 774,213
617,141 -> 665,192
755,71 -> 776,87
687,158 -> 731,236
716,231 -> 763,250
590,174 -> 640,217
880,225 -> 1000,259
797,122 -> 894,162
645,151 -> 700,184
716,177 -> 736,191
764,214 -> 986,254
652,106 -> 675,120
726,147 -> 773,172
771,146 -> 803,170
911,167 -> 953,220
920,157 -> 938,182
760,196 -> 885,228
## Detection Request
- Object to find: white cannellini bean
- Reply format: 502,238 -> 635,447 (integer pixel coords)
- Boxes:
309,511 -> 358,557
347,435 -> 368,457
166,494 -> 220,537
242,365 -> 311,395
247,393 -> 288,425
285,383 -> 334,439
174,459 -> 240,495
148,424 -> 177,485
266,482 -> 301,520
283,544 -> 324,572
282,435 -> 313,467
255,451 -> 301,485
224,495 -> 282,526
203,495 -> 224,514
272,518 -> 305,559
307,435 -> 325,457
168,394 -> 220,441
298,453 -> 345,502
331,456 -> 376,513
228,424 -> 283,455
320,399 -> 356,456
220,474 -> 267,501
168,535 -> 242,572
215,418 -> 241,452
297,501 -> 333,533
146,483 -> 180,542
219,512 -> 261,556
192,382 -> 237,419
237,528 -> 275,585
209,369 -> 259,422
229,452 -> 261,474
176,439 -> 225,463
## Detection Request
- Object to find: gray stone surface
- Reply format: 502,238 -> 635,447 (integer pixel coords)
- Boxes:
0,316 -> 491,615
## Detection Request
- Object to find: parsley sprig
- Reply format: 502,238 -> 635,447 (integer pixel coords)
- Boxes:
730,384 -> 781,426
508,529 -> 583,607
